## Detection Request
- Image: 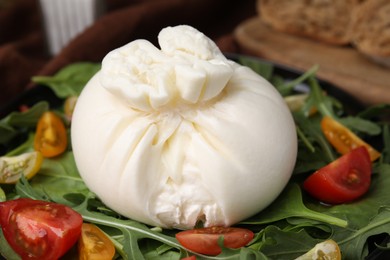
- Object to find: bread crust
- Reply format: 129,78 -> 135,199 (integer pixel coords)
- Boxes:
258,0 -> 360,45
350,0 -> 390,58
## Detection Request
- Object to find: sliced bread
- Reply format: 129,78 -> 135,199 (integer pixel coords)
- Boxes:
350,0 -> 390,67
257,0 -> 360,45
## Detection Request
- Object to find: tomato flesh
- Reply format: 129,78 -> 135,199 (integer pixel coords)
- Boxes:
78,223 -> 115,260
303,146 -> 372,204
0,198 -> 83,260
321,116 -> 381,161
176,226 -> 254,255
0,151 -> 43,184
34,111 -> 68,158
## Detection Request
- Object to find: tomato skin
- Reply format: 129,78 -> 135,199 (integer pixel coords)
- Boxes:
176,226 -> 254,256
78,223 -> 115,260
34,111 -> 68,158
0,198 -> 83,260
321,116 -> 381,161
0,151 -> 43,184
303,146 -> 372,204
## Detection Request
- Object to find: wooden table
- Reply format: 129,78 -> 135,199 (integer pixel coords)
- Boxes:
234,17 -> 390,106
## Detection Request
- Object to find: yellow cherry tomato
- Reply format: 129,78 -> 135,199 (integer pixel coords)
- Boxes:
34,111 -> 68,158
78,223 -> 116,260
321,116 -> 381,162
295,239 -> 341,260
0,151 -> 43,183
64,96 -> 78,121
284,93 -> 317,115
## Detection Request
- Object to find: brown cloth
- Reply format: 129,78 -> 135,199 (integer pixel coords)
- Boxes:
0,0 -> 256,108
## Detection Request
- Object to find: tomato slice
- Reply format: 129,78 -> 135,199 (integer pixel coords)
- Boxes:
303,146 -> 372,204
34,111 -> 68,158
0,198 -> 83,260
0,151 -> 43,183
296,240 -> 341,260
321,116 -> 381,161
175,226 -> 254,255
78,223 -> 115,260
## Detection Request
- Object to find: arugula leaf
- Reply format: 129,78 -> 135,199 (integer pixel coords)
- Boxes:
1,101 -> 49,128
29,152 -> 88,205
382,124 -> 390,164
140,240 -> 181,259
308,164 -> 390,229
357,103 -> 390,120
0,122 -> 16,145
241,184 -> 347,228
333,207 -> 390,259
32,63 -> 100,98
257,225 -> 322,259
216,239 -> 267,260
0,101 -> 49,145
304,76 -> 336,118
238,56 -> 274,80
301,164 -> 390,258
71,193 -> 180,259
339,116 -> 382,136
277,65 -> 319,97
6,132 -> 35,156
293,113 -> 337,169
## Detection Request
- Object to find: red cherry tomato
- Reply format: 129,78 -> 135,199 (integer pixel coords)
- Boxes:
303,146 -> 372,204
176,226 -> 254,255
0,198 -> 83,260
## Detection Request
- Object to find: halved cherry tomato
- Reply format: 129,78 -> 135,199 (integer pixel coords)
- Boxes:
321,116 -> 381,161
78,223 -> 115,260
0,198 -> 83,260
34,111 -> 68,157
175,226 -> 254,255
296,239 -> 341,260
0,151 -> 43,183
303,146 -> 372,204
64,96 -> 78,121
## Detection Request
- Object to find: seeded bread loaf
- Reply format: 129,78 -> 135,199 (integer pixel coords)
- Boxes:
257,0 -> 361,45
350,0 -> 390,67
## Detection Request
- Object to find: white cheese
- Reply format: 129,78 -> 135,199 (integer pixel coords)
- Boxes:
71,25 -> 297,229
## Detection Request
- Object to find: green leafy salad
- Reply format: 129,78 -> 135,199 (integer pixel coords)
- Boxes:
0,56 -> 390,259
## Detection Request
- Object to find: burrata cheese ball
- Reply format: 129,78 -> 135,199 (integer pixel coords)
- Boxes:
71,25 -> 297,229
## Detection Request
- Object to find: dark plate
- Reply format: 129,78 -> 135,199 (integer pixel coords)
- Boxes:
0,54 -> 387,259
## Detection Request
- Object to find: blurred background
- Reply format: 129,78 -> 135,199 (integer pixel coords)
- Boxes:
0,0 -> 256,105
1,0 -> 389,109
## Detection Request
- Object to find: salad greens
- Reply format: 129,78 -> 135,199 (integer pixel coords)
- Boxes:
1,57 -> 390,259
